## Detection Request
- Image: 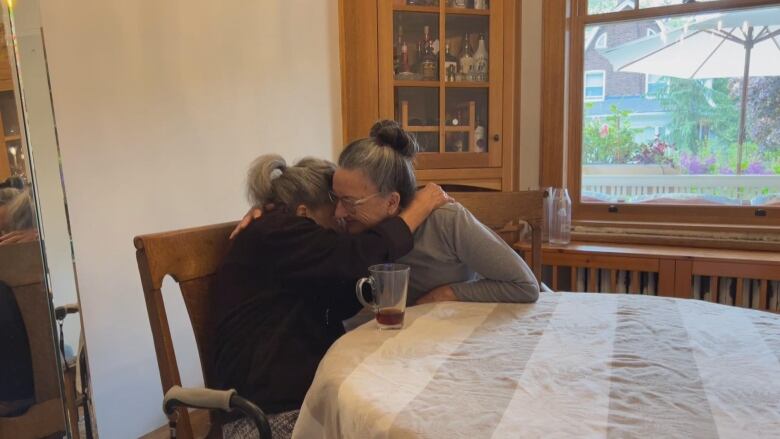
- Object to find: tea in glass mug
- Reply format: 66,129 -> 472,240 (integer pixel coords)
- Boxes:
355,264 -> 410,330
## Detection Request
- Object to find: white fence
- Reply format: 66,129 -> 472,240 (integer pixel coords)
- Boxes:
582,174 -> 780,202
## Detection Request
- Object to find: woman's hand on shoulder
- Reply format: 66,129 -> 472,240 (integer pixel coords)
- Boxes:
399,183 -> 452,232
0,229 -> 39,245
415,183 -> 453,212
415,284 -> 457,305
229,205 -> 272,239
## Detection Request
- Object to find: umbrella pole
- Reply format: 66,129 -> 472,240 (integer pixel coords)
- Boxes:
736,27 -> 754,175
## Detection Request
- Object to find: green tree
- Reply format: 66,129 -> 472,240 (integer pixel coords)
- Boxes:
587,0 -> 620,14
657,77 -> 739,155
745,77 -> 780,152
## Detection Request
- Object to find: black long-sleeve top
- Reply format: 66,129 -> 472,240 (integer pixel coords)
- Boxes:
212,209 -> 413,414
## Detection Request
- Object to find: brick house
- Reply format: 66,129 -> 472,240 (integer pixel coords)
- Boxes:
583,0 -> 671,143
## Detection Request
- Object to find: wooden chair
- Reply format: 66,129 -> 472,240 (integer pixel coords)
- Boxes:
451,190 -> 544,286
134,222 -> 239,439
0,241 -> 67,438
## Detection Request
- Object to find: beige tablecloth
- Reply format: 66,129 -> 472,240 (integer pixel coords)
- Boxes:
293,292 -> 780,438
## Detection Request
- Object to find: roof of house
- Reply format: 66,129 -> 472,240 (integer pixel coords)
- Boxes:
585,0 -> 639,49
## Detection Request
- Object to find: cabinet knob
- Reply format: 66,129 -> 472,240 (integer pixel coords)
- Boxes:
493,134 -> 500,142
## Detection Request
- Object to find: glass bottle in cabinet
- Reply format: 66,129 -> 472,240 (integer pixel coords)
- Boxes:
474,0 -> 489,10
444,42 -> 458,82
420,26 -> 438,80
472,34 -> 489,82
394,25 -> 404,75
445,88 -> 488,153
394,12 -> 439,81
445,14 -> 489,83
458,33 -> 474,81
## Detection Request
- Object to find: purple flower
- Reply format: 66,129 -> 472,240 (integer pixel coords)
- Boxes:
680,153 -> 713,175
745,161 -> 771,175
719,167 -> 735,175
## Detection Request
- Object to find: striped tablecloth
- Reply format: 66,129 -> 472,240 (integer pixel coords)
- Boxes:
292,292 -> 780,439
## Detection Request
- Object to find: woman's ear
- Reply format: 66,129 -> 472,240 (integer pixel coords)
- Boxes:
386,192 -> 401,215
295,204 -> 309,218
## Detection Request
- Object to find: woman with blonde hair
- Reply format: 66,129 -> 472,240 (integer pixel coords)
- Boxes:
0,188 -> 37,245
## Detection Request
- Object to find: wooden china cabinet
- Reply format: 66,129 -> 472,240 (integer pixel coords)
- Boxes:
341,0 -> 521,191
0,23 -> 24,181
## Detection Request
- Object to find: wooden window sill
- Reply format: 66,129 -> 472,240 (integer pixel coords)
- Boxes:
514,241 -> 780,265
570,221 -> 780,252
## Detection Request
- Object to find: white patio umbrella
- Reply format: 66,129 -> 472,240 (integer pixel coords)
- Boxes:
599,6 -> 780,174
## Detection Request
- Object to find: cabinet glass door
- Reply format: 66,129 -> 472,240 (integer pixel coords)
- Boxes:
383,0 -> 500,168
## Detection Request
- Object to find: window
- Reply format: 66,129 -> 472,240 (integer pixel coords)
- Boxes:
645,74 -> 665,96
584,71 -> 605,101
595,32 -> 608,49
568,0 -> 780,226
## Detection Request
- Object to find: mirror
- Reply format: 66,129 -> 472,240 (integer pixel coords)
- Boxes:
0,0 -> 95,437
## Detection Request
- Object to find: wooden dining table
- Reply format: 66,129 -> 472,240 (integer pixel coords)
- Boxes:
292,292 -> 780,438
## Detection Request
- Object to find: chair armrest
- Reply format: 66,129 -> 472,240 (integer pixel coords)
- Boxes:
163,386 -> 235,414
54,303 -> 79,320
163,386 -> 272,438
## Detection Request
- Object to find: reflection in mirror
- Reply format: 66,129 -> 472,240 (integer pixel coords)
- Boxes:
0,0 -> 95,437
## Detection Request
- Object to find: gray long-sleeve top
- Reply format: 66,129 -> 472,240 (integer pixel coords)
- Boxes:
397,202 -> 540,304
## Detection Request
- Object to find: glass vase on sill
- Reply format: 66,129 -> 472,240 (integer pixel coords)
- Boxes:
549,188 -> 571,246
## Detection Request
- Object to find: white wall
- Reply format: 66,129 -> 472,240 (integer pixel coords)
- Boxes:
39,1 -> 342,437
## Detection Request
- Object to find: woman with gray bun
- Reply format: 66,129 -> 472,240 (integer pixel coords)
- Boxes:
212,154 -> 449,437
334,119 -> 539,306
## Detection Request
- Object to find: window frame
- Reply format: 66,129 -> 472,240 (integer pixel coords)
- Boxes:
584,69 -> 606,102
566,0 -> 780,228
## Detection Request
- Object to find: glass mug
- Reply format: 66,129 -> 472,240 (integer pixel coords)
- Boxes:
355,264 -> 410,330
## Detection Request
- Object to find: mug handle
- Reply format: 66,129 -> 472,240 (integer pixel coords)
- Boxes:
355,276 -> 377,311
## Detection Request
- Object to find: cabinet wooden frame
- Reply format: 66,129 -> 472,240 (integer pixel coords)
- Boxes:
340,0 -> 521,191
541,0 -> 780,228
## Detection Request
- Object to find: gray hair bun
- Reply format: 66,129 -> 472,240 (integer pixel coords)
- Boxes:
369,120 -> 417,158
246,154 -> 287,206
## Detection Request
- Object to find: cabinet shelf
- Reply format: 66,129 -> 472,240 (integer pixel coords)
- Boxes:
391,4 -> 490,16
394,80 -> 440,87
445,81 -> 489,88
394,80 -> 489,88
393,5 -> 440,13
406,126 -> 439,132
445,7 -> 490,16
404,126 -> 476,133
4,134 -> 20,141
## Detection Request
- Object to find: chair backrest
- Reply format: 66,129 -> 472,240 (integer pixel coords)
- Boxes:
134,221 -> 236,439
0,241 -> 67,437
451,191 -> 545,284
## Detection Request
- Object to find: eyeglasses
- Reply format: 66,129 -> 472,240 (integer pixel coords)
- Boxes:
328,190 -> 381,212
